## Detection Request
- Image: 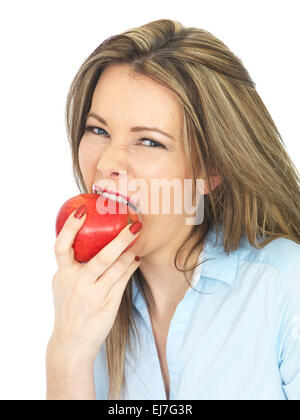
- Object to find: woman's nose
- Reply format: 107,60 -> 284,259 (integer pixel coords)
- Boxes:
96,143 -> 129,180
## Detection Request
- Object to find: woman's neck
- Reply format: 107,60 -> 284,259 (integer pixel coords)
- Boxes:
139,240 -> 203,318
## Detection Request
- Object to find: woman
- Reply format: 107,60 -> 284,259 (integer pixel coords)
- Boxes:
46,19 -> 300,400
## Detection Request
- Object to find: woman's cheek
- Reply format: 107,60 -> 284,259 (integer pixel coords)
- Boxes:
129,150 -> 169,175
78,139 -> 99,186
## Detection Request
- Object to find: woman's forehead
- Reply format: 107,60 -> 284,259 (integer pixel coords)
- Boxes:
90,64 -> 184,134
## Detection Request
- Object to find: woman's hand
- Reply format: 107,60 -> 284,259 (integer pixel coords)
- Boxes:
48,206 -> 142,365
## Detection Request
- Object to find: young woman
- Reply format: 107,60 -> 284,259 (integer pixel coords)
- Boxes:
46,19 -> 300,400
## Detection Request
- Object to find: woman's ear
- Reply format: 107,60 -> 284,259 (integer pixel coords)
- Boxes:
203,173 -> 222,194
195,168 -> 222,195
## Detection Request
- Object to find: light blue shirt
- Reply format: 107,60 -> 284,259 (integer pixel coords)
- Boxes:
94,224 -> 300,400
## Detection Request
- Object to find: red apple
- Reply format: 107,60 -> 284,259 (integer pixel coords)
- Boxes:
55,193 -> 140,263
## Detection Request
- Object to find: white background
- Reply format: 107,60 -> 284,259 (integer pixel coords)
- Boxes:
0,0 -> 299,400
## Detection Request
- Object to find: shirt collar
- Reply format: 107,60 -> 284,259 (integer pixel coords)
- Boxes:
131,223 -> 240,304
199,223 -> 240,286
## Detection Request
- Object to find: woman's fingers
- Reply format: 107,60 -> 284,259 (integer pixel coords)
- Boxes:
93,249 -> 136,296
83,222 -> 142,284
98,256 -> 141,310
50,213 -> 142,363
54,207 -> 87,270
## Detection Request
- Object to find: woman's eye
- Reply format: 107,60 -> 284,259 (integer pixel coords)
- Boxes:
84,126 -> 109,136
139,139 -> 165,148
84,125 -> 165,149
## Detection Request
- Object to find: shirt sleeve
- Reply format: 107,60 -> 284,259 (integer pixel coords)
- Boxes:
276,246 -> 300,400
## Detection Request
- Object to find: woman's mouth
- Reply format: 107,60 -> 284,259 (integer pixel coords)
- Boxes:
92,184 -> 139,213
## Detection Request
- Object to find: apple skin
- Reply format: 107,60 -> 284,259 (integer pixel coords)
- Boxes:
55,193 -> 140,263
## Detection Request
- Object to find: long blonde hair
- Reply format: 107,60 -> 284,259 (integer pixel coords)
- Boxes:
65,19 -> 300,399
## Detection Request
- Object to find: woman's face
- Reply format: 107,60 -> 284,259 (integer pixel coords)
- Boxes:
78,63 -> 200,259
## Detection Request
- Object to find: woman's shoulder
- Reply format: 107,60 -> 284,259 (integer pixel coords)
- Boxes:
236,234 -> 300,308
207,224 -> 299,272
237,233 -> 300,272
204,225 -> 299,288
232,234 -> 300,320
202,223 -> 300,283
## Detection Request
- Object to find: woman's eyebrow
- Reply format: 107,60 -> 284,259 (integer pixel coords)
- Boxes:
86,112 -> 175,140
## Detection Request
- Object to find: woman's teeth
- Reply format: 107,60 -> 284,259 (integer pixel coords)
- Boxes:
96,190 -> 137,212
101,191 -> 128,206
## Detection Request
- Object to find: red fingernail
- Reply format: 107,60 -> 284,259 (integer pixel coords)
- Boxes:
135,256 -> 141,262
74,204 -> 86,219
129,221 -> 143,235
